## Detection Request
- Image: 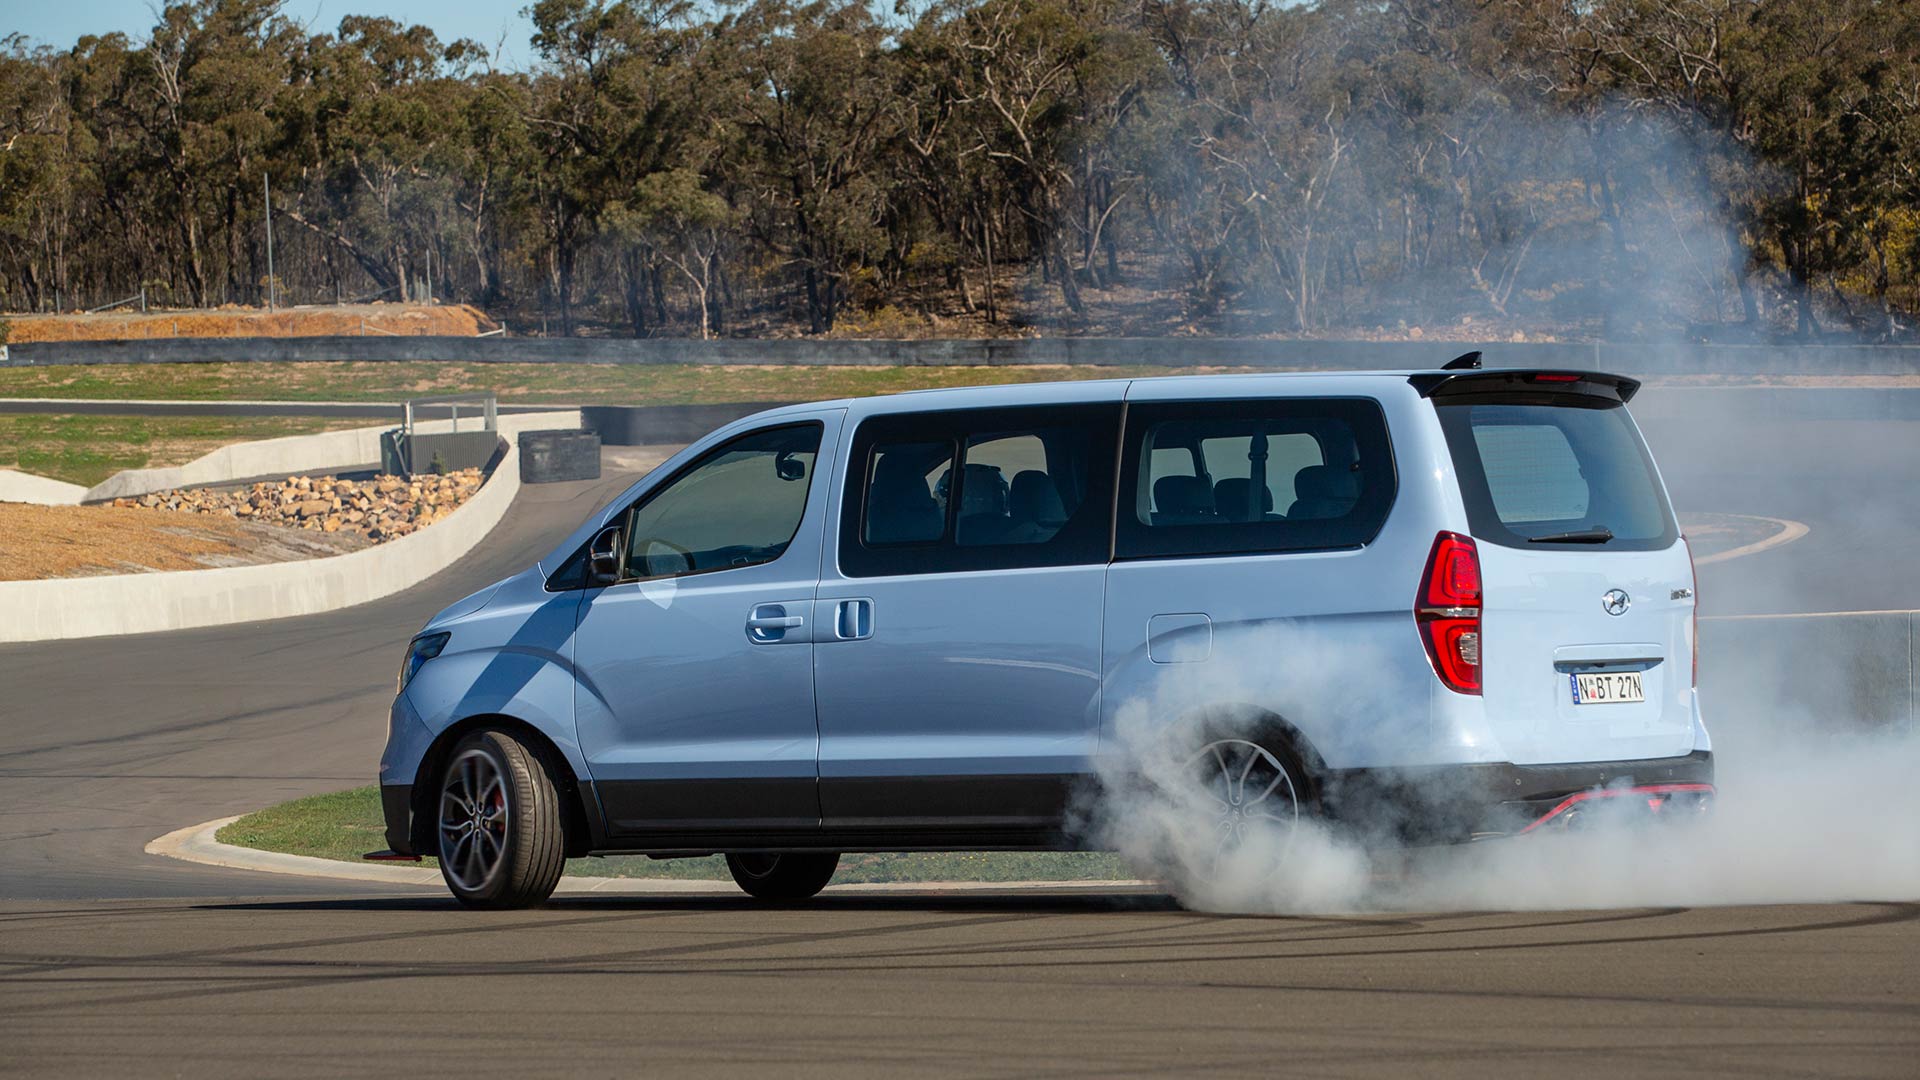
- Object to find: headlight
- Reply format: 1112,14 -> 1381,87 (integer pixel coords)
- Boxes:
397,632 -> 451,694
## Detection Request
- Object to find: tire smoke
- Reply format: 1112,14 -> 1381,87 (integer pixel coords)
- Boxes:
1082,625 -> 1920,914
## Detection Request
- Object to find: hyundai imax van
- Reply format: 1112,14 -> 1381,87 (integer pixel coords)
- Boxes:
379,361 -> 1712,907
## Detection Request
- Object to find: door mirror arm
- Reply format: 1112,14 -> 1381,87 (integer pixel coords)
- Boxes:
587,525 -> 624,586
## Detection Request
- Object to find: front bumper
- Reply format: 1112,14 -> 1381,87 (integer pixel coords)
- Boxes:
1324,750 -> 1714,842
378,690 -> 436,855
381,783 -> 416,855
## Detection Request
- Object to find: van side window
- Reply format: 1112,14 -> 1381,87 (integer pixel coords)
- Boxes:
620,422 -> 823,580
1117,398 -> 1395,560
842,405 -> 1120,577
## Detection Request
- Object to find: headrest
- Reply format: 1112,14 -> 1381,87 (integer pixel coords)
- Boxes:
1011,470 -> 1066,523
1213,477 -> 1273,521
1154,474 -> 1211,515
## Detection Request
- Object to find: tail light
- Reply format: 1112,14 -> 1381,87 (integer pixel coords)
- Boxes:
1682,535 -> 1698,687
1417,531 -> 1482,694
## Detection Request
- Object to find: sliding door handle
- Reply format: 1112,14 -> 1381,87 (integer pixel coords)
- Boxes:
833,598 -> 873,641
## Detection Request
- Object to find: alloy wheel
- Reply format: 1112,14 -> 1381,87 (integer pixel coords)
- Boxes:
1186,738 -> 1301,871
438,748 -> 510,892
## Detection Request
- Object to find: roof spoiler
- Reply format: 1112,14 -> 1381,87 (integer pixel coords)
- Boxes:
1408,369 -> 1641,404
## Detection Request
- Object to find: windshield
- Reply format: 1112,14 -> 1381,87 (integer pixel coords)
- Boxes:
1435,398 -> 1677,551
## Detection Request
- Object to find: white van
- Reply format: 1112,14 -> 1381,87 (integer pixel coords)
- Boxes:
382,361 -> 1712,907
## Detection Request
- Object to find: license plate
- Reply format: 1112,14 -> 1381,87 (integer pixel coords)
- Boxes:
1571,671 -> 1644,704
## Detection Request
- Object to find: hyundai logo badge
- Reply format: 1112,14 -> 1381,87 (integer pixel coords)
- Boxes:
1602,589 -> 1631,616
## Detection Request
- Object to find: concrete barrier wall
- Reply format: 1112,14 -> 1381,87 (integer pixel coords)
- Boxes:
1699,613 -> 1917,737
0,411 -> 582,643
0,469 -> 87,505
11,335 -> 1920,375
580,403 -> 790,445
81,411 -> 581,503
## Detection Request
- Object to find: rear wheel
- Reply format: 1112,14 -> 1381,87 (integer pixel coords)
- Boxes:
435,729 -> 567,909
1187,738 -> 1307,877
725,852 -> 839,901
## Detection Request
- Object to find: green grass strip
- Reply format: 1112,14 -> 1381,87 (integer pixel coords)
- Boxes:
216,786 -> 1135,884
0,362 -> 1209,407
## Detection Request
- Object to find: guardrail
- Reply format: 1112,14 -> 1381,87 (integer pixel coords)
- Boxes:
9,335 -> 1920,374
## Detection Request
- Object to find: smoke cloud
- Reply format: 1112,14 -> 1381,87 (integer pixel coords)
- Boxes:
1083,627 -> 1920,915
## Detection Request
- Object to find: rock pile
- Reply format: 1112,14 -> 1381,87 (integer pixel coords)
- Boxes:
112,469 -> 485,542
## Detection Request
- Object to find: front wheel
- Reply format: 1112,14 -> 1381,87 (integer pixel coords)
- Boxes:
435,729 -> 567,909
725,852 -> 839,901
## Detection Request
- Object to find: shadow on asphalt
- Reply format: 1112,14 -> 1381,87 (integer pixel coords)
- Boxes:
195,892 -> 1190,916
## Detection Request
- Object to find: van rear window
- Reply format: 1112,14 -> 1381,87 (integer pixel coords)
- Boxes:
1435,399 -> 1676,551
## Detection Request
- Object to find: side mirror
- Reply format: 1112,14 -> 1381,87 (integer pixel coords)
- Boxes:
587,525 -> 623,586
775,450 -> 806,482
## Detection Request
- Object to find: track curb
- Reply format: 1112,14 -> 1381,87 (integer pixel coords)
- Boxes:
145,817 -> 1154,895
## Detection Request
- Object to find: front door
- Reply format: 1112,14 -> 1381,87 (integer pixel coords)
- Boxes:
574,415 -> 841,841
811,401 -> 1121,840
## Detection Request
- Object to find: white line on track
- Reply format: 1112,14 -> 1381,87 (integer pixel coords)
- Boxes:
1692,514 -> 1810,566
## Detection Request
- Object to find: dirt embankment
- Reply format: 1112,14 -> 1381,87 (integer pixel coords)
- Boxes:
2,469 -> 486,581
0,503 -> 367,581
5,303 -> 497,343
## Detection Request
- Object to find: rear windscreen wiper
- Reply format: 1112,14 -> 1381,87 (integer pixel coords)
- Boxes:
1528,527 -> 1614,544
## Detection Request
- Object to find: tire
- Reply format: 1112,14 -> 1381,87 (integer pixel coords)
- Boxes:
434,729 -> 568,909
725,852 -> 840,901
1183,736 -> 1313,873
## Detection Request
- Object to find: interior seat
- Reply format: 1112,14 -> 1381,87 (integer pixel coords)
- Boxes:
1152,475 -> 1214,525
866,454 -> 945,543
1287,464 -> 1361,520
1212,477 -> 1274,522
955,463 -> 1015,545
1006,470 -> 1068,543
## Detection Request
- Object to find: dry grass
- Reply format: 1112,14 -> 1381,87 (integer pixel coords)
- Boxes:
0,415 -> 372,487
6,302 -> 496,343
0,502 -> 366,581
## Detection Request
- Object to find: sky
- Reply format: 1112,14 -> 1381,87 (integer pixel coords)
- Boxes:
6,0 -> 539,68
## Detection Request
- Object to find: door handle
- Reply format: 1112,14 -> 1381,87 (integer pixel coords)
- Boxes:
746,603 -> 805,643
833,598 -> 873,641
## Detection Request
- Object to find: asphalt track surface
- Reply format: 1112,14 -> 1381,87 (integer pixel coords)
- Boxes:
1637,414 -> 1920,616
2,411 -> 1917,1077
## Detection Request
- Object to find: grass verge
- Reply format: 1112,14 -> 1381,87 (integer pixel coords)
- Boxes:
0,413 -> 369,487
216,786 -> 1136,884
0,362 -> 1898,407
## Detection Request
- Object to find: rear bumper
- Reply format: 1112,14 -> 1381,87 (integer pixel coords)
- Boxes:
1324,750 -> 1714,842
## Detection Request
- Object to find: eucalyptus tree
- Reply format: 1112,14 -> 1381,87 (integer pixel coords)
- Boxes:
722,0 -> 898,333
